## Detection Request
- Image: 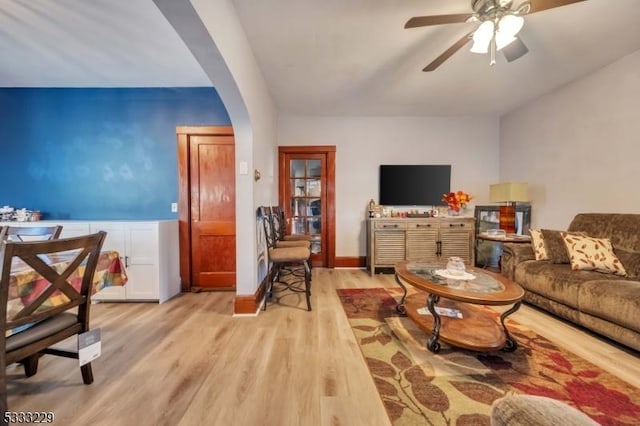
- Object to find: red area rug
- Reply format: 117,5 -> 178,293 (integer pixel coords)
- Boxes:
337,287 -> 640,425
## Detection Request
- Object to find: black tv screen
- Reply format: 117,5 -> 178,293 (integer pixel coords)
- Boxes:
379,165 -> 451,206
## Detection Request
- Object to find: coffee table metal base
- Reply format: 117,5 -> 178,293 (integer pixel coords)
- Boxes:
403,292 -> 521,353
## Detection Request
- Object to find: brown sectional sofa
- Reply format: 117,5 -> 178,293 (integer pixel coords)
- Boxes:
502,213 -> 640,352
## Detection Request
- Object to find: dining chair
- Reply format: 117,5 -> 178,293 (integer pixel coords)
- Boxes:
0,231 -> 107,413
259,207 -> 312,311
0,225 -> 63,242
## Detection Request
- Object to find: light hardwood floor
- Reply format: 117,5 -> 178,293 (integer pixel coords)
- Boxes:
7,268 -> 640,425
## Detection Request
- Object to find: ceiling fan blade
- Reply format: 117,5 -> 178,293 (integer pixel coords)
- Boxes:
405,14 -> 474,29
502,37 -> 529,62
527,0 -> 587,14
423,31 -> 473,72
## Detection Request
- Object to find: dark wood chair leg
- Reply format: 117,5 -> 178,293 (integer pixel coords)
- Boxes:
22,354 -> 40,377
81,363 -> 94,384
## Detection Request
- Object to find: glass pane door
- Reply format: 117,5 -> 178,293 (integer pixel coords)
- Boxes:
289,158 -> 322,255
279,146 -> 335,268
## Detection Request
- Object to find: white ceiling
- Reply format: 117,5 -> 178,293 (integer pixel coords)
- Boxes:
1,0 -> 639,116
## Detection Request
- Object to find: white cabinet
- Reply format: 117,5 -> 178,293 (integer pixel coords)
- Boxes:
90,221 -> 180,303
59,223 -> 91,238
0,219 -> 180,303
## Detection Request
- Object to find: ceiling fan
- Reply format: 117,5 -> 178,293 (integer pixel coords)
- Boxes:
405,0 -> 587,71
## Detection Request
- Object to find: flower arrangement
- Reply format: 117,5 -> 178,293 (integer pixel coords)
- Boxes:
442,190 -> 473,212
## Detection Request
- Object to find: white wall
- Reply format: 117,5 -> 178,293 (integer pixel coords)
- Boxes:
278,115 -> 500,257
500,49 -> 640,229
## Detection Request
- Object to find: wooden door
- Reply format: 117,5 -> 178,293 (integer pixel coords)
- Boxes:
177,126 -> 236,291
279,146 -> 335,267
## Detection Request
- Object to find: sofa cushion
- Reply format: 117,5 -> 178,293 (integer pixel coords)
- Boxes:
568,213 -> 640,253
562,233 -> 627,276
540,230 -> 586,264
514,261 -> 625,309
614,248 -> 640,279
578,280 -> 640,333
529,229 -> 548,260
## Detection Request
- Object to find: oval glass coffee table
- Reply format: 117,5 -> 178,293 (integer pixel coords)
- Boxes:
394,260 -> 524,353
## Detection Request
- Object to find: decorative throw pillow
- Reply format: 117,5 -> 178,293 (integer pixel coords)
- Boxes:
529,229 -> 548,260
561,233 -> 627,276
540,229 -> 587,264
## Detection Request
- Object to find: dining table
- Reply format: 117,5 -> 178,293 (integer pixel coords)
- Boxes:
6,250 -> 128,335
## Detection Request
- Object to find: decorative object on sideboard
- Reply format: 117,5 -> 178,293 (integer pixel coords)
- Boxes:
442,190 -> 473,215
489,182 -> 528,234
14,208 -> 30,222
0,206 -> 14,221
0,206 -> 42,222
367,199 -> 383,218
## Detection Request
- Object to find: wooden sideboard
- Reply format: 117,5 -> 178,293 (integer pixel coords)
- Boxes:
366,217 -> 475,275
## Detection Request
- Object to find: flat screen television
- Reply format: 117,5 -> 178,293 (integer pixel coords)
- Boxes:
379,165 -> 451,206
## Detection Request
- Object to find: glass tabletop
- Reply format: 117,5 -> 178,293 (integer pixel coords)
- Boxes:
404,262 -> 505,294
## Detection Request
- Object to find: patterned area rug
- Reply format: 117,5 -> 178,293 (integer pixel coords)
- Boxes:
337,287 -> 640,426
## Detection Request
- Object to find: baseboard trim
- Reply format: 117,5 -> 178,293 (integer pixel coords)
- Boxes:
234,276 -> 267,314
335,256 -> 366,268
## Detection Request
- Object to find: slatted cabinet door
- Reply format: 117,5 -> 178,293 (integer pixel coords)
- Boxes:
374,221 -> 406,266
439,219 -> 474,264
406,221 -> 439,262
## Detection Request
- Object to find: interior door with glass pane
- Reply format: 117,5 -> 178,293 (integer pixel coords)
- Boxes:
279,147 -> 335,268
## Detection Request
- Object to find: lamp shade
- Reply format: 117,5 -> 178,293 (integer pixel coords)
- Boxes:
489,182 -> 528,203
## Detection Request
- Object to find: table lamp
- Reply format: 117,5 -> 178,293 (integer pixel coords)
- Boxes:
489,182 -> 528,234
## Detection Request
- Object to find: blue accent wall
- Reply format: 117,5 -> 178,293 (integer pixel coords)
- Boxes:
0,87 -> 231,219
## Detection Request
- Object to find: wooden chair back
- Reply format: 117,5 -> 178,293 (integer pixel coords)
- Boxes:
0,231 -> 107,413
0,225 -> 63,242
271,206 -> 287,240
259,206 -> 277,249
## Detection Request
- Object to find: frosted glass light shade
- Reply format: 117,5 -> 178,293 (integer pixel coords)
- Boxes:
470,21 -> 494,54
495,14 -> 523,51
495,33 -> 516,50
498,15 -> 524,38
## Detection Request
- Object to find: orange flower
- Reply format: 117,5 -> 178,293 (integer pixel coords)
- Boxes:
441,190 -> 473,212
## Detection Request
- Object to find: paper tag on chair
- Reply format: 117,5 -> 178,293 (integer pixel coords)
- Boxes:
78,329 -> 102,366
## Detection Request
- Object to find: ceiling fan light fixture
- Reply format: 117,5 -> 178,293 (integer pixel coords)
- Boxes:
407,0 -> 586,71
